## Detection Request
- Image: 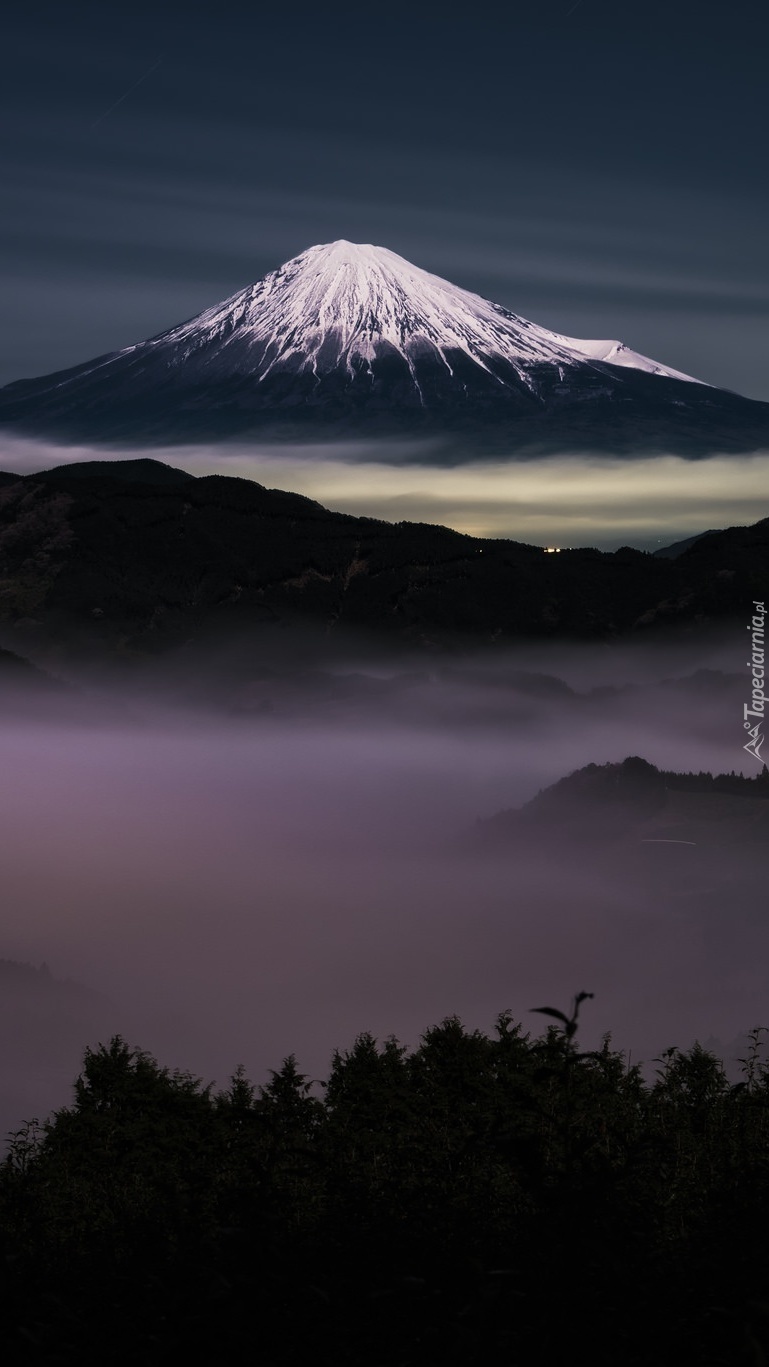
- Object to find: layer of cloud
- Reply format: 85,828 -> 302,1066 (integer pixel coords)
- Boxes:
0,626 -> 763,1142
4,435 -> 769,549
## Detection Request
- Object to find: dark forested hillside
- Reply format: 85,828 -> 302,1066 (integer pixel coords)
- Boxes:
3,1007 -> 769,1365
0,460 -> 767,674
479,756 -> 769,846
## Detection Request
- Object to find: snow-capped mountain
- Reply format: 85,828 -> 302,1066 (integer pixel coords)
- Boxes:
1,240 -> 768,454
128,239 -> 702,387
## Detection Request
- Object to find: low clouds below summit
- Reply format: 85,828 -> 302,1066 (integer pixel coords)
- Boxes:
4,434 -> 769,550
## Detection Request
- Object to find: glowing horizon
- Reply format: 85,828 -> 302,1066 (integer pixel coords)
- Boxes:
4,435 -> 767,550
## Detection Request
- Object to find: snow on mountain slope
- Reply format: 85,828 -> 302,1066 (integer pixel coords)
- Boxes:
550,334 -> 703,383
124,239 -> 703,388
6,238 -> 767,455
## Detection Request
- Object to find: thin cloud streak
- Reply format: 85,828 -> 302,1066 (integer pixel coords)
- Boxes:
89,58 -> 163,129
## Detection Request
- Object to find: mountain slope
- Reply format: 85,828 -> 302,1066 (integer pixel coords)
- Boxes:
0,460 -> 767,673
478,757 -> 769,859
2,242 -> 768,454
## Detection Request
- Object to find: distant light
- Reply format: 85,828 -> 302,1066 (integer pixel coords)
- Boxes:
544,546 -> 561,553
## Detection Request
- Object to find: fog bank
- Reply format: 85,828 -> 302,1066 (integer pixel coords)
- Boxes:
1,628 -> 765,1140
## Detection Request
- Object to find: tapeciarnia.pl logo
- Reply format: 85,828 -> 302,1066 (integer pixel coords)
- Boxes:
744,600 -> 766,764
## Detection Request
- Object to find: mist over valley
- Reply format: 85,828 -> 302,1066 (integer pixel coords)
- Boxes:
1,563 -> 765,1141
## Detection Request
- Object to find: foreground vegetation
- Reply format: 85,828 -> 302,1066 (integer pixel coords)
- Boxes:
3,999 -> 769,1365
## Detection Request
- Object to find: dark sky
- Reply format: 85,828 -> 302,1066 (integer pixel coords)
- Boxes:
3,0 -> 768,396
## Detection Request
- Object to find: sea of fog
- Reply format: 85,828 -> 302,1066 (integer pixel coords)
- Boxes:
1,626 -> 765,1141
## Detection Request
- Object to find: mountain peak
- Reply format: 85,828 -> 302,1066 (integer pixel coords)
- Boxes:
298,239 -> 402,263
2,241 -> 768,453
150,239 -> 703,388
311,239 -> 380,257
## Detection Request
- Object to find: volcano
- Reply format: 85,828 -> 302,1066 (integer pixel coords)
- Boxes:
1,240 -> 768,455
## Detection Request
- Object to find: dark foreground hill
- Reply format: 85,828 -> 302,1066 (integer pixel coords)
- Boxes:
0,959 -> 115,1150
0,459 -> 766,674
4,754 -> 769,1362
4,1011 -> 769,1365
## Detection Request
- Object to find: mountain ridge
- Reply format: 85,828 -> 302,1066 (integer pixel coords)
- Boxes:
0,459 -> 766,672
477,756 -> 769,855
